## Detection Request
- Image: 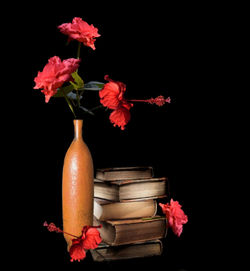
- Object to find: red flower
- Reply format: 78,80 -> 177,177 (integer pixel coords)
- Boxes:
159,199 -> 188,237
80,226 -> 102,249
99,75 -> 133,130
44,222 -> 102,262
34,56 -> 80,103
69,238 -> 86,262
69,225 -> 102,262
109,102 -> 132,130
58,17 -> 100,50
99,75 -> 128,109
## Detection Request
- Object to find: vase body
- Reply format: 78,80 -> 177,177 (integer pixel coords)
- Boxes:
62,119 -> 94,249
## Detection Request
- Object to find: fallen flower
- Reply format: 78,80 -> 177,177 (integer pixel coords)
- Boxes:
159,199 -> 188,237
43,222 -> 102,262
69,225 -> 102,262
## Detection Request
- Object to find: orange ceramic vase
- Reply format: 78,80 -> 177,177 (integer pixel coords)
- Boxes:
62,119 -> 94,250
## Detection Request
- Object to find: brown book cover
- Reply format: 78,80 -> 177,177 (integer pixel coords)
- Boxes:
94,216 -> 167,246
90,240 -> 163,262
94,198 -> 158,221
95,166 -> 154,181
94,177 -> 168,201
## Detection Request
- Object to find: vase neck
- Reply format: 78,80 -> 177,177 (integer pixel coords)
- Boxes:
73,119 -> 83,139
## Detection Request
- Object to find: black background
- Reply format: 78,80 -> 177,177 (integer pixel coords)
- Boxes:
6,2 -> 217,269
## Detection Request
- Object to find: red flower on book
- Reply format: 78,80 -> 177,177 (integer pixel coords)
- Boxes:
34,56 -> 80,103
159,199 -> 188,237
58,17 -> 100,50
43,222 -> 102,262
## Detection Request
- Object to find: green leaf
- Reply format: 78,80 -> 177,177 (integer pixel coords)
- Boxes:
79,106 -> 95,116
69,81 -> 79,89
53,85 -> 74,98
83,81 -> 104,91
71,71 -> 84,89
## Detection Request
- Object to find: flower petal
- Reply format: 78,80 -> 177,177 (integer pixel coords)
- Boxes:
69,239 -> 86,262
58,17 -> 100,50
159,199 -> 188,237
82,226 -> 102,250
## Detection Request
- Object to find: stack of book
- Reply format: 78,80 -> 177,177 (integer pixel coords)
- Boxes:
91,166 -> 168,262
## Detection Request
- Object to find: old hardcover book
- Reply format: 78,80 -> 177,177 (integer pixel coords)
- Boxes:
94,177 -> 167,201
94,216 -> 167,246
95,166 -> 154,181
94,198 -> 157,221
90,240 -> 163,262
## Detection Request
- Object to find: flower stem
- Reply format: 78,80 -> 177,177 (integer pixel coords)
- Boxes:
128,99 -> 146,102
61,230 -> 79,239
76,90 -> 80,109
77,42 -> 81,59
91,105 -> 104,111
43,222 -> 80,238
62,89 -> 76,118
76,42 -> 82,108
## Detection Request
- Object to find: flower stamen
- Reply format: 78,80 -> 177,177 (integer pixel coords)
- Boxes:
129,95 -> 171,106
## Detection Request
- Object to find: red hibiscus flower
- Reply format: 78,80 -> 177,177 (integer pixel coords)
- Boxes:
69,225 -> 102,262
34,56 -> 80,103
99,75 -> 127,109
159,199 -> 188,237
58,17 -> 100,50
44,222 -> 102,263
99,75 -> 171,130
99,75 -> 133,130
